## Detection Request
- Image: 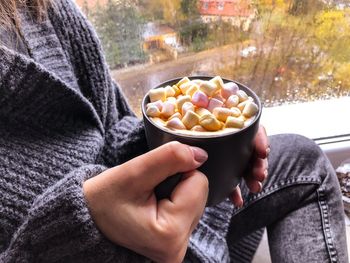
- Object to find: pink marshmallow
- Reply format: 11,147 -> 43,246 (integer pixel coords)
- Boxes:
191,91 -> 209,108
221,82 -> 239,99
166,117 -> 186,130
207,98 -> 224,112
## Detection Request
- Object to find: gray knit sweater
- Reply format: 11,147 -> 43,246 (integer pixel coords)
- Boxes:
0,1 -> 261,262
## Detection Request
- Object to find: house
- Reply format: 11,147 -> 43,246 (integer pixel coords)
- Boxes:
75,0 -> 108,10
142,23 -> 180,60
198,0 -> 256,30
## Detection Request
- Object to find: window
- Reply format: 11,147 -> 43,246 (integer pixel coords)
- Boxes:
203,2 -> 209,10
217,2 -> 224,11
81,0 -> 350,140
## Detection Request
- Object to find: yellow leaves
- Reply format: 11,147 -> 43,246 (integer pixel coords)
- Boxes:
334,63 -> 350,89
314,10 -> 350,44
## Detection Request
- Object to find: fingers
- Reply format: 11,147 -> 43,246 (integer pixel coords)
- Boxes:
167,170 -> 209,231
230,186 -> 243,208
251,158 -> 268,182
118,141 -> 208,191
254,125 -> 270,159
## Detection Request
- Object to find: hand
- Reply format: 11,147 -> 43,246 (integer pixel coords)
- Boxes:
230,125 -> 269,207
83,142 -> 209,263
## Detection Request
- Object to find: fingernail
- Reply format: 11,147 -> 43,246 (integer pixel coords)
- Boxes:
264,169 -> 268,178
266,147 -> 271,157
190,147 -> 208,163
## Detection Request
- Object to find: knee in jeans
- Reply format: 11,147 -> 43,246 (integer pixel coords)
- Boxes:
270,134 -> 331,181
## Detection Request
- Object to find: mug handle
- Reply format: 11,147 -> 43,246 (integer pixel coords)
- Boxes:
155,173 -> 183,200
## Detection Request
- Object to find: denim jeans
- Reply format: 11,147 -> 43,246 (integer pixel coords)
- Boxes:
227,134 -> 349,262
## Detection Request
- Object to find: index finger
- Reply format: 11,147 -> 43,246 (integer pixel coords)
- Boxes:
254,125 -> 269,159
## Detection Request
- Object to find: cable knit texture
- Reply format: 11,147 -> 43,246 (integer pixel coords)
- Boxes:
0,1 -> 259,262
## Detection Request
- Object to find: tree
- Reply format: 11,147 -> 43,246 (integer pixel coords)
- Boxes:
314,9 -> 350,62
91,0 -> 146,68
181,0 -> 199,18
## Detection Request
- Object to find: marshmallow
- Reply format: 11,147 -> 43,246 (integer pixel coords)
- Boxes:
196,107 -> 212,116
165,85 -> 176,97
221,82 -> 239,99
149,88 -> 166,102
207,98 -> 224,112
161,101 -> 176,118
237,100 -> 252,112
225,95 -> 239,108
230,107 -> 242,117
182,110 -> 200,129
199,114 -> 223,131
212,93 -> 225,103
169,112 -> 182,120
172,85 -> 182,97
179,81 -> 194,94
237,90 -> 249,102
210,76 -> 225,90
182,101 -> 195,116
213,107 -> 234,122
186,84 -> 199,97
166,97 -> 177,104
152,117 -> 166,126
192,91 -> 209,108
191,125 -> 207,132
147,100 -> 163,111
242,101 -> 259,118
225,116 -> 244,129
176,77 -> 190,88
167,117 -> 186,130
146,105 -> 161,117
177,95 -> 191,112
199,81 -> 220,97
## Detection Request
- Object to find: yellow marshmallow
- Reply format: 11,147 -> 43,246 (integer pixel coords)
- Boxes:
182,110 -> 200,129
210,76 -> 225,90
149,88 -> 166,102
177,95 -> 191,113
169,112 -> 182,120
237,90 -> 249,102
213,107 -> 234,122
165,85 -> 176,97
242,101 -> 259,118
199,114 -> 222,131
172,85 -> 181,97
230,107 -> 242,117
186,84 -> 199,97
199,81 -> 220,97
176,77 -> 190,88
225,116 -> 244,129
196,107 -> 212,116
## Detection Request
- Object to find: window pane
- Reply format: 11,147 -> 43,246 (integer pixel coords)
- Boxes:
77,0 -> 350,116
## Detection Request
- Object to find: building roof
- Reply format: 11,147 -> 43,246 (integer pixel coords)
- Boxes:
199,0 -> 254,17
143,23 -> 176,39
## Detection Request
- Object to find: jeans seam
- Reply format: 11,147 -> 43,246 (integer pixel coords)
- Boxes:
317,188 -> 339,263
236,177 -> 322,212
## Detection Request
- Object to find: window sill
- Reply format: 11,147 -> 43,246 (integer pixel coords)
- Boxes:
261,97 -> 350,168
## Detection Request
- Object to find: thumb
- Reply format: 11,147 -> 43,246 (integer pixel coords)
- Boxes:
118,141 -> 208,191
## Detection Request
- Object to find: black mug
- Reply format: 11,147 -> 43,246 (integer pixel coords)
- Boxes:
142,76 -> 262,206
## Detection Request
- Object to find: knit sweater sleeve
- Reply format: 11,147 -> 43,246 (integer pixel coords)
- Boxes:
0,165 -> 145,262
100,81 -> 149,167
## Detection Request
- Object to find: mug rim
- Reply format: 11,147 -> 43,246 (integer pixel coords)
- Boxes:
141,75 -> 262,139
